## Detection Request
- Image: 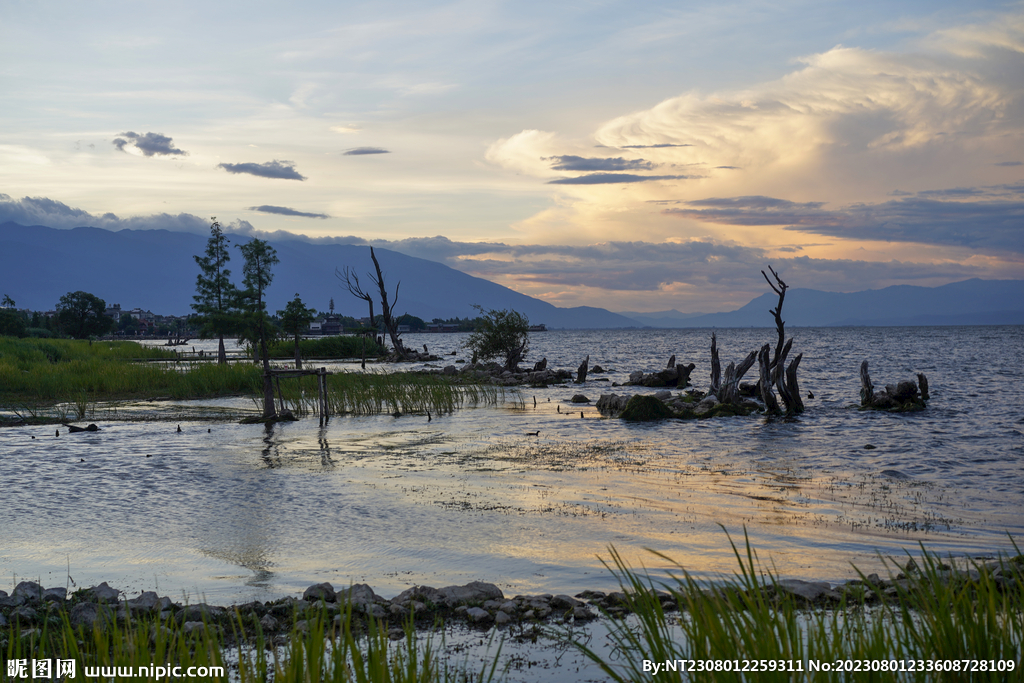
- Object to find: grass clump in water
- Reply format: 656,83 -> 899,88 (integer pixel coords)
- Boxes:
574,531 -> 1023,682
279,371 -> 518,417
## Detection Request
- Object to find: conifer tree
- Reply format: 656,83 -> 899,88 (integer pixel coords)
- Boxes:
238,238 -> 280,418
191,218 -> 239,364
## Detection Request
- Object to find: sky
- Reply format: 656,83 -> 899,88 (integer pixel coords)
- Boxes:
2,0 -> 1023,313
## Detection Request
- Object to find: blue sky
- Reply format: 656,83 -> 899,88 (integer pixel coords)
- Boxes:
2,0 -> 1022,312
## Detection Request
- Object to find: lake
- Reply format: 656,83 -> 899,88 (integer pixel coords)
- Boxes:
1,326 -> 1021,607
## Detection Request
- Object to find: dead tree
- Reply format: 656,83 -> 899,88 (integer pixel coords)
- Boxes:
337,247 -> 408,360
336,266 -> 375,325
760,265 -> 804,414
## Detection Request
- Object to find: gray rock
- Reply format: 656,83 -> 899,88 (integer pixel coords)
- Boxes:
494,610 -> 512,625
127,591 -> 160,612
393,585 -> 444,606
183,621 -> 206,636
776,579 -> 837,603
499,601 -> 517,614
303,582 -> 337,602
549,594 -> 582,610
465,607 -> 492,623
628,371 -> 643,384
338,583 -> 380,604
260,614 -> 279,631
42,587 -> 67,603
570,394 -> 590,403
70,602 -> 112,630
85,582 -> 121,604
0,595 -> 26,609
596,393 -> 631,415
12,581 -> 44,602
572,605 -> 597,620
11,605 -> 38,623
443,365 -> 458,375
653,390 -> 672,400
0,590 -> 7,598
694,396 -> 718,415
438,581 -> 504,605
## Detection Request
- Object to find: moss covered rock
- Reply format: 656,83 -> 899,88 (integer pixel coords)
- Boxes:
620,395 -> 674,421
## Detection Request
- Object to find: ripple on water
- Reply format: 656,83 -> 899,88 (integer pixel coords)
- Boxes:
1,326 -> 1022,603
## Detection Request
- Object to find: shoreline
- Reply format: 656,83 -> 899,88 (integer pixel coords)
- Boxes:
5,552 -> 1021,638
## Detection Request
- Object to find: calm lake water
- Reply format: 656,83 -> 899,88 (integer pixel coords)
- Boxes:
2,327 -> 1022,607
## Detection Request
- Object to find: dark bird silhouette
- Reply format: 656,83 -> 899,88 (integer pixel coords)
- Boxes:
427,411 -> 432,422
56,429 -> 59,437
176,425 -> 182,432
208,428 -> 211,433
557,405 -> 561,413
526,431 -> 539,436
807,391 -> 814,399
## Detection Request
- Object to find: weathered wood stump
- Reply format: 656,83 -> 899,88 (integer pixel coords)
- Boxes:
859,361 -> 928,412
576,355 -> 589,384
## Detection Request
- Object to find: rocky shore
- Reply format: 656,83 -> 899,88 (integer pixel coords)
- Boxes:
3,556 -> 1020,642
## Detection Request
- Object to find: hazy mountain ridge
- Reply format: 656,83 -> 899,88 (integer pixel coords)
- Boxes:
2,222 -> 1021,329
629,280 -> 1024,328
0,222 -> 640,328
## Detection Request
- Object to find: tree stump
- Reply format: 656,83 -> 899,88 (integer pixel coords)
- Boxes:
576,355 -> 589,384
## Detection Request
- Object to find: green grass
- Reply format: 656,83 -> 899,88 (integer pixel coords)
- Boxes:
0,337 -> 514,422
573,531 -> 1023,682
0,338 -> 262,409
3,603 -> 496,683
278,371 -> 519,417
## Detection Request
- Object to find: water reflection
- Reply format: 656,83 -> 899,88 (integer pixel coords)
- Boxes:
1,327 -> 1021,605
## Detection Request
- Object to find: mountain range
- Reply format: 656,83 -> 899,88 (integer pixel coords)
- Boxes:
2,221 -> 1022,328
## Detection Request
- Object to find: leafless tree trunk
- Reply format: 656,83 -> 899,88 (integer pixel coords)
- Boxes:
369,247 -> 407,359
761,265 -> 804,414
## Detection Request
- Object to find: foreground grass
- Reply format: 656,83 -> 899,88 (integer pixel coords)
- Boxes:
576,533 -> 1023,682
4,537 -> 1019,682
3,604 -> 493,683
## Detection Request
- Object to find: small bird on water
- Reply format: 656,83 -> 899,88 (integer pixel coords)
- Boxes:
55,429 -> 59,437
176,425 -> 182,432
525,431 -> 540,437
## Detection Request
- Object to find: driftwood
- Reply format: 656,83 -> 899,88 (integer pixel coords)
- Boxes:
758,344 -> 780,413
576,355 -> 589,384
667,354 -> 676,369
860,361 -> 929,411
719,350 -> 757,405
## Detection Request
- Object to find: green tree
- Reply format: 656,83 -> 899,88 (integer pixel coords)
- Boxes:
0,310 -> 27,337
238,238 -> 280,418
191,218 -> 241,364
278,294 -> 316,369
56,291 -> 113,339
396,313 -> 426,331
118,313 -> 140,336
463,306 -> 530,371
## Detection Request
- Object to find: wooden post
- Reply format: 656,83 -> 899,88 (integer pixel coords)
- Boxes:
275,374 -> 284,413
